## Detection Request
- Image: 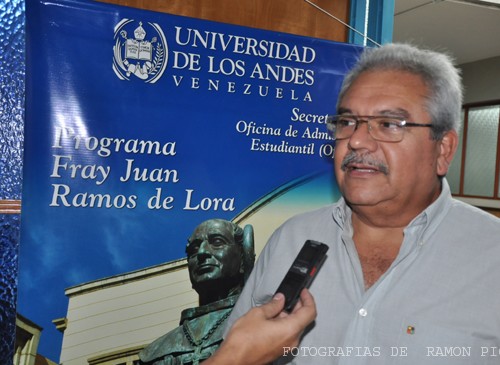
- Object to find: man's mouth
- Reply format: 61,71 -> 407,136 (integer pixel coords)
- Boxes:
345,163 -> 380,173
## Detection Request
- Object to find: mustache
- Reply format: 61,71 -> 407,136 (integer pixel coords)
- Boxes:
340,152 -> 389,175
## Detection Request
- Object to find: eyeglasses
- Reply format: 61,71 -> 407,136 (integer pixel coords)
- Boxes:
326,115 -> 434,142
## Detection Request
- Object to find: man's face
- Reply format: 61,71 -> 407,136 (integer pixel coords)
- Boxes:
334,70 -> 456,222
186,220 -> 243,285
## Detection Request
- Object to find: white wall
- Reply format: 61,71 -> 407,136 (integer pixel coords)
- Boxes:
460,56 -> 500,104
60,260 -> 197,365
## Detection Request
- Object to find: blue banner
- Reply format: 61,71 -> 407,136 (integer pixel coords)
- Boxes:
20,0 -> 363,360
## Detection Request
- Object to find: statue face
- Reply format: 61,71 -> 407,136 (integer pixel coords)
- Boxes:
186,220 -> 243,285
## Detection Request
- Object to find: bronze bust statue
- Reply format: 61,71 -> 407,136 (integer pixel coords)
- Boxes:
139,219 -> 255,365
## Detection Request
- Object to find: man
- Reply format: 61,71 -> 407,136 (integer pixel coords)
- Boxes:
219,43 -> 500,364
139,219 -> 255,365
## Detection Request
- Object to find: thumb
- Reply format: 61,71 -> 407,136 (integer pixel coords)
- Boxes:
260,293 -> 286,319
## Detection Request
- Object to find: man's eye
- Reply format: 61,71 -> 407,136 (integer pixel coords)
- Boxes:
379,119 -> 403,130
337,118 -> 355,127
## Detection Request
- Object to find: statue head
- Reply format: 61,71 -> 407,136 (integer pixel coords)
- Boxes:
186,219 -> 254,305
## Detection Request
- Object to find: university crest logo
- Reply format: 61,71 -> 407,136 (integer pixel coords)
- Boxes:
113,19 -> 168,83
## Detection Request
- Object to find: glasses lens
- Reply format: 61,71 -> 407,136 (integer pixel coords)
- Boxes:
327,116 -> 356,139
371,117 -> 405,142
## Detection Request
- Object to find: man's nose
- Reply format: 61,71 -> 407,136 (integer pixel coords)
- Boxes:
348,121 -> 377,151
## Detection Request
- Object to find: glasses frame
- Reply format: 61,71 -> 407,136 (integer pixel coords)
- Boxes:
326,114 -> 434,142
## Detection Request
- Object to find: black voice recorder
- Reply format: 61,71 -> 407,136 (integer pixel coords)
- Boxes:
275,239 -> 329,312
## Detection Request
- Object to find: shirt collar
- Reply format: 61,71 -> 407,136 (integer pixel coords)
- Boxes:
405,178 -> 452,237
332,196 -> 350,229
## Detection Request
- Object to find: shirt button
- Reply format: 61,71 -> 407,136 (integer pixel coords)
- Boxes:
359,308 -> 368,317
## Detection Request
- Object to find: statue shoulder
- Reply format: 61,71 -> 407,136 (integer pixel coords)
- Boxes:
139,308 -> 232,363
139,325 -> 189,362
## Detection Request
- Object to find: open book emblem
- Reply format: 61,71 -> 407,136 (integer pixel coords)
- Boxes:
113,19 -> 168,83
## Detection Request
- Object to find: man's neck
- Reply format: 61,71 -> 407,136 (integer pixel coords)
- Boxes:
351,212 -> 407,290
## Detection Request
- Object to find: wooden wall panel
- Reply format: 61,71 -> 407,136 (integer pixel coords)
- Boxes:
98,0 -> 349,42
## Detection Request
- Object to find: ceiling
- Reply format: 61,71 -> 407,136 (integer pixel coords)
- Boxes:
392,0 -> 500,65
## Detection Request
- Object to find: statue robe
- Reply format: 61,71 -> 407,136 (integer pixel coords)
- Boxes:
139,295 -> 238,365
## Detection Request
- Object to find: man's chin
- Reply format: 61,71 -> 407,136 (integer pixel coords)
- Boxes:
343,186 -> 391,206
345,195 -> 381,206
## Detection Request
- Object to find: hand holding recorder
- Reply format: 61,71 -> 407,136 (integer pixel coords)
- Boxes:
204,289 -> 317,365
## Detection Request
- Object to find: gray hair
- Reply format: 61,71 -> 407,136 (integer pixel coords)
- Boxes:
337,43 -> 463,139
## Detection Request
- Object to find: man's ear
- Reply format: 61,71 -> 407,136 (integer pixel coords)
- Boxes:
437,129 -> 459,177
